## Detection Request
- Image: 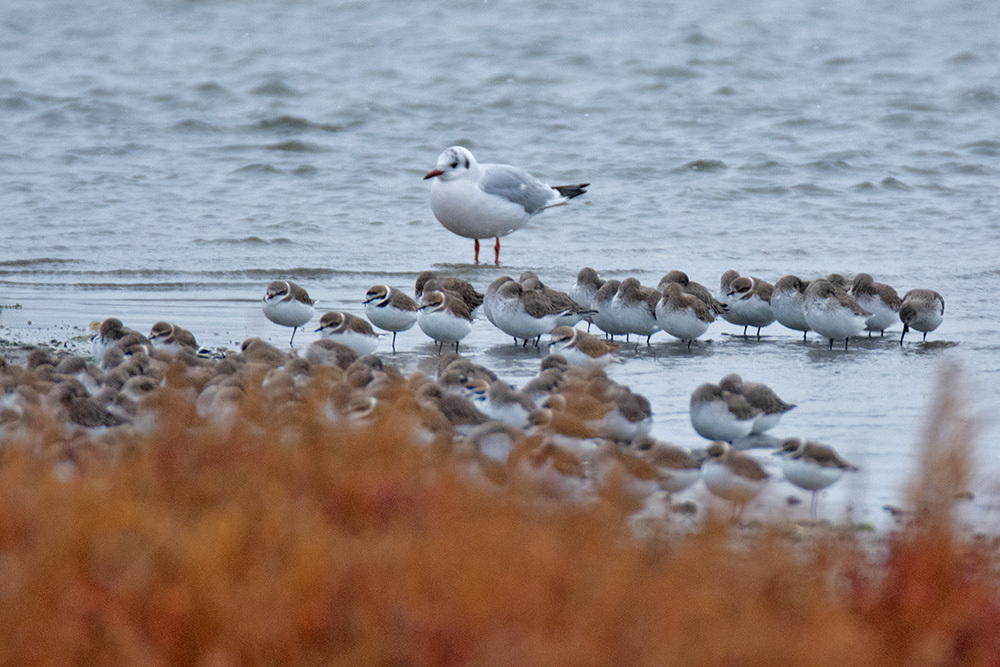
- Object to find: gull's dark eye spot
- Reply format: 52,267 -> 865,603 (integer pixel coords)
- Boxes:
451,161 -> 459,168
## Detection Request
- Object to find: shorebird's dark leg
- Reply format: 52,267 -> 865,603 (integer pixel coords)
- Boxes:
803,331 -> 807,342
494,237 -> 501,265
436,341 -> 443,355
473,239 -> 480,264
828,338 -> 834,350
756,327 -> 762,339
742,325 -> 749,337
454,341 -> 460,353
391,332 -> 397,353
687,339 -> 693,349
646,334 -> 652,346
289,327 -> 298,346
844,338 -> 849,351
923,332 -> 928,342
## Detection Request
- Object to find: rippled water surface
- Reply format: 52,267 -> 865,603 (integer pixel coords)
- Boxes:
2,0 -> 999,525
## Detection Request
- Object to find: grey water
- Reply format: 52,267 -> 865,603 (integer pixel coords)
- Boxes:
2,0 -> 998,527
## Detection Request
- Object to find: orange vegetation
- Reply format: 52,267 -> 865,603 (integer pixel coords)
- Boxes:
0,364 -> 997,666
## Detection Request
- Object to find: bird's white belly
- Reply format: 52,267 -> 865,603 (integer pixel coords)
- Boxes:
656,304 -> 710,341
430,179 -> 532,239
262,299 -> 314,328
804,300 -> 865,340
418,311 -> 472,343
771,291 -> 809,332
365,303 -> 417,332
689,401 -> 755,442
782,458 -> 843,491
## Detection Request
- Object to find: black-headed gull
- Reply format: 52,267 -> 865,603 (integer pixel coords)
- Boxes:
423,146 -> 588,265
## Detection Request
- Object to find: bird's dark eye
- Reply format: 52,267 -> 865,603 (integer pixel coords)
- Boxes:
450,161 -> 459,168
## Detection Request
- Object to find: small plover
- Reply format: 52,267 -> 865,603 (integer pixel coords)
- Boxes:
417,290 -> 475,354
315,311 -> 379,356
548,326 -> 619,368
721,273 -> 775,338
148,321 -> 198,355
363,284 -> 418,352
261,280 -> 315,346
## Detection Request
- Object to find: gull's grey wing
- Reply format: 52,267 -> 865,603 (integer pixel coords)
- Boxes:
477,163 -> 555,214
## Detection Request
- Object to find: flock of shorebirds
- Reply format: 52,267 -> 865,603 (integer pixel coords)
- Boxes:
0,146 -> 947,521
261,264 -> 945,358
0,310 -> 857,521
7,258 -> 927,521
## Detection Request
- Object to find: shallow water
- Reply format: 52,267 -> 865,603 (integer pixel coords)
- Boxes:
2,0 -> 998,526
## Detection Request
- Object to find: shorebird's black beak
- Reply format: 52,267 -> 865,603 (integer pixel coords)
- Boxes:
423,169 -> 443,180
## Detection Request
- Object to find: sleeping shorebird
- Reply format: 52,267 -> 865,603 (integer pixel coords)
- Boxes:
803,278 -> 869,350
423,146 -> 589,265
850,273 -> 902,336
771,274 -> 812,340
417,290 -> 474,354
777,437 -> 858,520
91,318 -> 149,368
655,282 -> 716,348
689,382 -> 760,443
702,441 -> 770,520
631,435 -> 702,509
548,326 -> 619,368
489,280 -> 566,346
568,267 -> 604,330
720,272 -> 775,338
148,321 -> 198,355
718,373 -> 796,435
658,270 -> 727,316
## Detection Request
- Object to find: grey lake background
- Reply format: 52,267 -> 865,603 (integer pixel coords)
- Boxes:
2,0 -> 998,526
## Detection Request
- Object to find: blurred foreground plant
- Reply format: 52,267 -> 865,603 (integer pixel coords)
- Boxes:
0,362 -> 997,666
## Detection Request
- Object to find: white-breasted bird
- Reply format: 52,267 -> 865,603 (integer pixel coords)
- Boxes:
423,146 -> 588,265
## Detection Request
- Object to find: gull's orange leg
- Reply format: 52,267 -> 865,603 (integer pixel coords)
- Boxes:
494,236 -> 501,265
473,238 -> 480,263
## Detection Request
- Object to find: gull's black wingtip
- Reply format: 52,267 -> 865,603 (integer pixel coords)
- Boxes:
553,183 -> 589,199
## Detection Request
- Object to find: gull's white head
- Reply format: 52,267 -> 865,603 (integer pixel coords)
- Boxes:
424,146 -> 477,181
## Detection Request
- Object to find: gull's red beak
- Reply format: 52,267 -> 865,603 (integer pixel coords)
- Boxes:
423,169 -> 443,180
